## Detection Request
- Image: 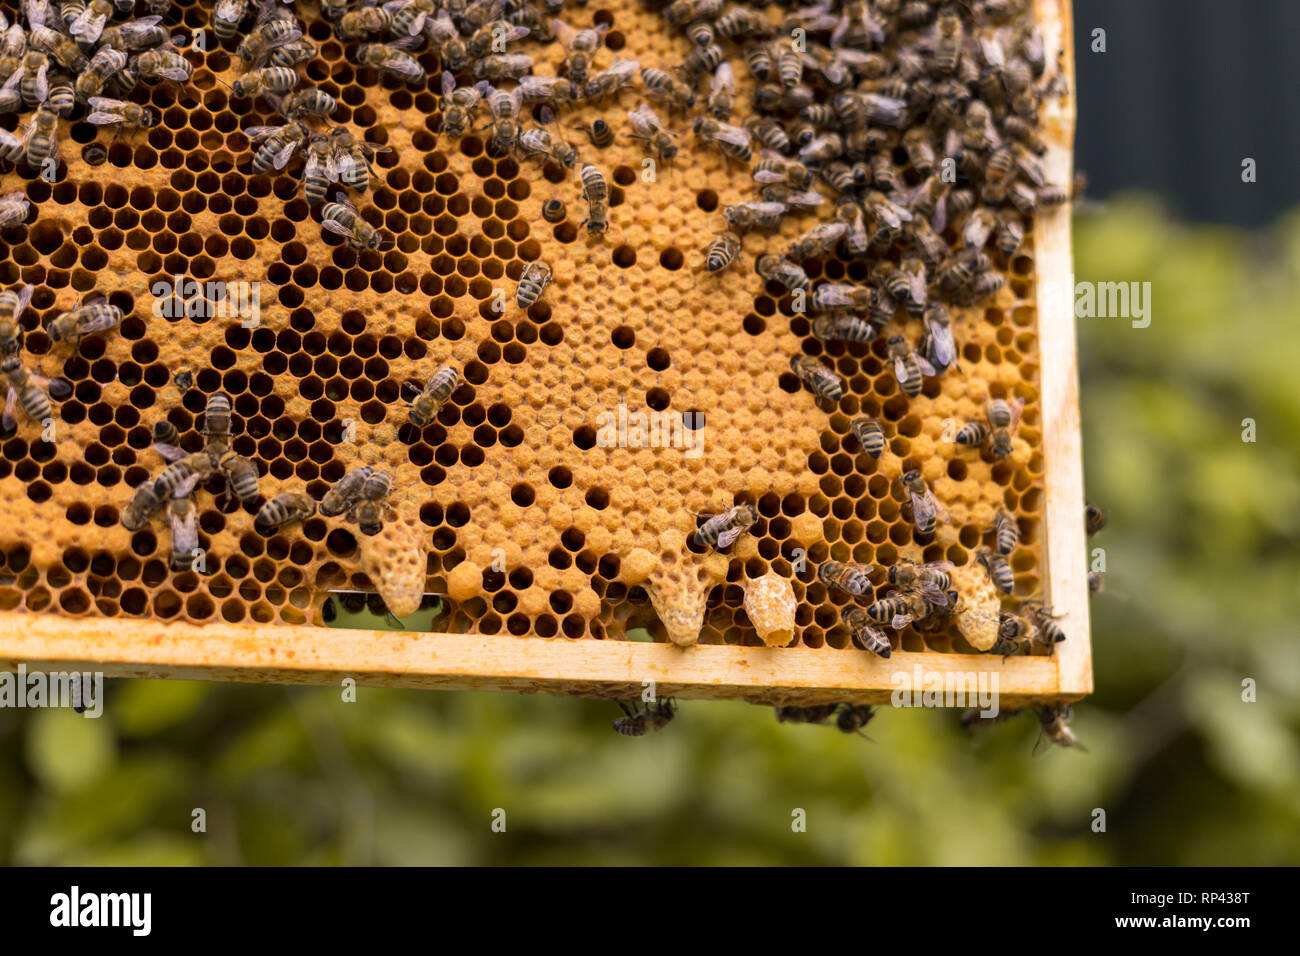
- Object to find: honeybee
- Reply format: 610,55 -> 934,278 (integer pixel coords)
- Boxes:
835,703 -> 876,736
167,496 -> 199,571
247,121 -> 310,173
554,18 -> 606,87
818,560 -> 873,597
774,703 -> 839,724
151,419 -> 183,461
28,24 -> 89,75
517,120 -> 578,168
480,84 -> 523,154
901,470 -> 945,535
2,354 -> 70,431
785,223 -> 846,264
154,451 -> 215,500
865,588 -> 931,631
518,73 -> 573,110
1002,114 -> 1047,156
706,61 -> 735,119
473,53 -> 533,82
703,231 -> 741,274
238,15 -> 301,66
351,471 -> 394,534
887,335 -> 936,398
515,260 -> 552,309
613,698 -> 676,737
68,0 -> 113,44
1020,599 -> 1066,649
886,560 -> 954,607
812,311 -> 876,346
73,49 -> 129,103
992,509 -> 1019,556
790,355 -> 844,402
298,135 -> 335,205
407,363 -> 461,426
42,72 -> 74,116
385,0 -> 433,37
267,38 -> 318,70
278,87 -> 337,119
357,41 -> 425,84
0,284 -> 33,354
213,0 -> 251,39
626,102 -> 677,164
255,492 -> 317,534
976,547 -> 1015,594
694,504 -> 757,550
48,299 -> 123,346
100,16 -> 170,52
809,283 -> 872,313
85,97 -> 157,132
579,58 -> 639,102
135,47 -> 195,83
578,162 -> 608,235
1033,705 -> 1086,755
1,52 -> 46,111
921,304 -> 959,374
956,397 -> 1024,460
542,197 -> 566,223
321,197 -> 384,250
320,465 -> 373,517
843,607 -> 891,658
20,105 -> 60,171
722,200 -> 787,232
229,66 -> 299,100
756,254 -> 809,293
1085,502 -> 1107,537
845,419 -> 885,461
439,73 -> 489,140
329,126 -> 387,193
217,449 -> 260,504
121,479 -> 166,531
640,65 -> 695,115
571,117 -> 614,150
995,208 -> 1026,257
755,153 -> 813,193
744,116 -> 789,154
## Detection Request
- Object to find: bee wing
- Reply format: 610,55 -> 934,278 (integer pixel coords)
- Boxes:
711,61 -> 734,94
69,7 -> 106,43
86,110 -> 126,125
551,17 -> 575,46
1008,397 -> 1024,429
120,15 -> 163,38
244,124 -> 282,142
0,67 -> 21,96
605,57 -> 638,79
716,526 -> 745,549
1030,730 -> 1054,758
88,96 -> 130,111
169,500 -> 198,554
272,135 -> 302,169
712,123 -> 751,150
303,150 -> 324,179
12,284 -> 33,318
890,613 -> 914,631
33,63 -> 49,104
917,581 -> 949,607
83,309 -> 121,334
153,442 -> 185,462
440,70 -> 456,97
321,218 -> 355,239
914,353 -> 937,378
0,89 -> 20,113
2,386 -> 15,432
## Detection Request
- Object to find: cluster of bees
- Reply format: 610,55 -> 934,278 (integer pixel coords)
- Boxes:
0,1 -> 195,172
216,1 -> 388,250
0,283 -> 123,433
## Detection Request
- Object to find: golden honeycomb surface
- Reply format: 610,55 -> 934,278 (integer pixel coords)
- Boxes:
0,0 -> 1048,658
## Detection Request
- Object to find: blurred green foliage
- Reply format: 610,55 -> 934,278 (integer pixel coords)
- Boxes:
1,196 -> 1297,865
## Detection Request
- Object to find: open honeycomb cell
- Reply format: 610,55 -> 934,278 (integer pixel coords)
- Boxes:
0,0 -> 1081,696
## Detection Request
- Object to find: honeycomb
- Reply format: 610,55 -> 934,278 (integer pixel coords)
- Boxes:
0,0 -> 1062,671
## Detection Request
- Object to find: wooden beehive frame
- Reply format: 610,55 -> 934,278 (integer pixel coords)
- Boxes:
0,0 -> 1089,708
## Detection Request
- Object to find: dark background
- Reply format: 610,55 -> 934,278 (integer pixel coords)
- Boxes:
1075,0 -> 1300,225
